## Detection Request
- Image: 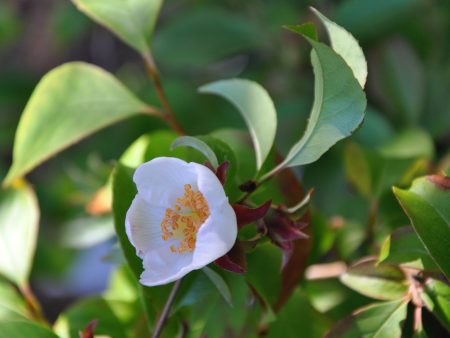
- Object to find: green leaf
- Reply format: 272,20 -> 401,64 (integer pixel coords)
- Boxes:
112,164 -> 142,280
246,243 -> 282,307
374,39 -> 425,125
72,0 -> 162,54
0,183 -> 39,287
344,142 -> 372,197
421,278 -> 450,332
311,8 -> 367,88
277,30 -> 366,169
340,259 -> 409,301
171,136 -> 219,169
378,227 -> 438,271
325,299 -> 408,338
267,289 -> 332,338
59,216 -> 114,249
335,0 -> 422,41
379,128 -> 434,159
153,7 -> 261,69
393,176 -> 450,279
4,62 -> 152,185
0,320 -> 60,338
199,79 -> 277,170
0,279 -> 29,320
284,23 -> 318,41
202,267 -> 233,307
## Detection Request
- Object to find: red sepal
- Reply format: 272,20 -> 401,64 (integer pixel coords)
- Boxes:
232,200 -> 272,229
216,161 -> 230,185
79,319 -> 98,338
214,240 -> 247,273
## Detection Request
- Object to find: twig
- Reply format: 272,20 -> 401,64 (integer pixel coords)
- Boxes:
142,52 -> 185,135
19,284 -> 49,326
151,278 -> 183,338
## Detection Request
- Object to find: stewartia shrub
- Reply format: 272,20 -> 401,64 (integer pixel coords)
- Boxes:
0,1 -> 449,338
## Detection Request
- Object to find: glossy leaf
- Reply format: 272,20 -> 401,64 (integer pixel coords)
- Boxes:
277,30 -> 366,169
72,0 -> 162,54
0,183 -> 39,287
325,299 -> 408,338
393,176 -> 450,279
171,136 -> 219,169
202,267 -> 233,306
378,227 -> 438,271
0,320 -> 60,338
4,62 -> 151,185
311,8 -> 367,88
199,79 -> 277,170
340,259 -> 409,300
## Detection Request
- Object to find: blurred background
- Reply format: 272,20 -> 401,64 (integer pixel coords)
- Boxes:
0,0 -> 449,321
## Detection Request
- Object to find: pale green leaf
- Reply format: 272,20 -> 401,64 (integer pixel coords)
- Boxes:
4,62 -> 152,185
199,79 -> 277,170
72,0 -> 163,54
340,259 -> 409,301
0,279 -> 29,320
0,183 -> 39,287
325,300 -> 408,338
276,33 -> 366,170
171,136 -> 219,169
379,128 -> 434,159
311,7 -> 367,88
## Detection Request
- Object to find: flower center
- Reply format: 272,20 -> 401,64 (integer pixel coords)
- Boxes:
160,184 -> 210,254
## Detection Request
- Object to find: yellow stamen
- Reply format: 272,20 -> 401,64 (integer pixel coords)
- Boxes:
160,184 -> 210,254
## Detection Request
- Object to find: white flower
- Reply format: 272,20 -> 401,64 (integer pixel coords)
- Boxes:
125,157 -> 238,286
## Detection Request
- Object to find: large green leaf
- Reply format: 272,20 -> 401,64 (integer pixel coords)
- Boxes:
199,79 -> 277,170
393,176 -> 450,279
275,29 -> 366,170
112,164 -> 142,280
0,279 -> 29,320
325,300 -> 408,338
0,320 -> 60,338
311,8 -> 367,88
4,62 -> 152,185
0,183 -> 39,287
72,0 -> 162,54
340,259 -> 409,301
378,227 -> 438,271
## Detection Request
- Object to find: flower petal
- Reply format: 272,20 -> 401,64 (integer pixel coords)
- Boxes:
194,162 -> 228,208
140,248 -> 194,286
193,201 -> 237,269
125,194 -> 166,257
133,157 -> 198,207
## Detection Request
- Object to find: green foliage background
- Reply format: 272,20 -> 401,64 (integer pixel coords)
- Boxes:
0,0 -> 449,337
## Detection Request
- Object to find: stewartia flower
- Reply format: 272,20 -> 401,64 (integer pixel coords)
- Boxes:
125,157 -> 238,286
